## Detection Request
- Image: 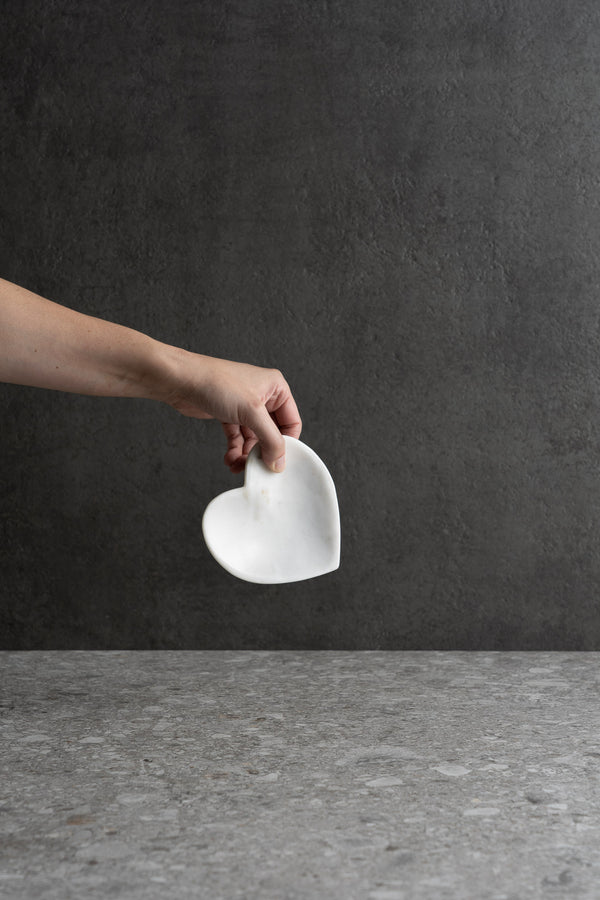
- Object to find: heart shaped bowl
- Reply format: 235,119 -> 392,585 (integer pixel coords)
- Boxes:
202,436 -> 340,583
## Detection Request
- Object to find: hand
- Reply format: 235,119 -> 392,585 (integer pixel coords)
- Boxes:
162,353 -> 302,474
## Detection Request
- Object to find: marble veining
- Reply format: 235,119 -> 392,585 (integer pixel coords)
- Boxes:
1,652 -> 600,898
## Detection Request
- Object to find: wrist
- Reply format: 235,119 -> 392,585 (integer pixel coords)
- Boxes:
137,340 -> 207,406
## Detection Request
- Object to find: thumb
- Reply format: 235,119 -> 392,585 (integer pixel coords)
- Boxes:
247,404 -> 286,472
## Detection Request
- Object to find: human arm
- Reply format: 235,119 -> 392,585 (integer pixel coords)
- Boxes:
0,278 -> 302,472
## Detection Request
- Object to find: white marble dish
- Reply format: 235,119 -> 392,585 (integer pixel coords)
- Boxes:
202,436 -> 340,584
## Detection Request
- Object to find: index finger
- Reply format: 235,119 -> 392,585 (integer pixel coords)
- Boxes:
269,392 -> 302,439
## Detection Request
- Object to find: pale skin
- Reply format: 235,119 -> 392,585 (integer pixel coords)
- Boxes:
0,278 -> 302,473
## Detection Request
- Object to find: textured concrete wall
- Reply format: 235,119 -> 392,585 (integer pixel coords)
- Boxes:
2,0 -> 600,648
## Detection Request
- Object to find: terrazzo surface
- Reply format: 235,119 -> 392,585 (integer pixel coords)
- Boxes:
2,651 -> 600,898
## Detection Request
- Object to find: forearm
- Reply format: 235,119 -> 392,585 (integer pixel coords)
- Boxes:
0,277 -> 179,401
0,277 -> 301,472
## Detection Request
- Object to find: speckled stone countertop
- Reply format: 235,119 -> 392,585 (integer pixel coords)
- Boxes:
1,652 -> 600,899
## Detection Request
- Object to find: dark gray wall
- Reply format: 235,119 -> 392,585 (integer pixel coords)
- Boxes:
2,0 -> 600,649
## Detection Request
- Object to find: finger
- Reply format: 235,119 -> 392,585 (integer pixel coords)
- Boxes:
221,422 -> 245,469
228,457 -> 247,475
268,391 -> 302,439
241,425 -> 258,458
245,404 -> 287,472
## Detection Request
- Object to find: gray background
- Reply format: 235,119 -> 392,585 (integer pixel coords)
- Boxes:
2,0 -> 600,649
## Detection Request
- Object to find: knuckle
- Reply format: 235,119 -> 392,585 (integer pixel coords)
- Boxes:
248,394 -> 264,411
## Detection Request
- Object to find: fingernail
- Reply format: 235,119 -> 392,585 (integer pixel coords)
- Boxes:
272,455 -> 285,473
